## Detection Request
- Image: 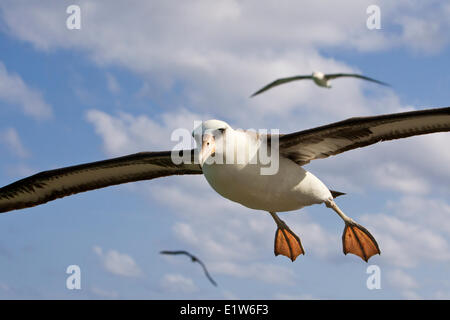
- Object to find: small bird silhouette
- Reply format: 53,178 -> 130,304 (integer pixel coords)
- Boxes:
251,71 -> 389,97
160,250 -> 217,286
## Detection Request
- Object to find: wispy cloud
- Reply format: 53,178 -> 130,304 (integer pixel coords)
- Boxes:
0,61 -> 52,119
90,286 -> 119,299
106,73 -> 121,94
0,127 -> 29,158
273,293 -> 316,300
387,269 -> 420,299
373,162 -> 430,195
0,0 -> 410,125
361,213 -> 450,268
387,269 -> 419,290
85,108 -> 203,155
93,246 -> 142,277
160,273 -> 197,294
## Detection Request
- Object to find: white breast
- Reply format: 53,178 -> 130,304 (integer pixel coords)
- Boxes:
201,130 -> 332,213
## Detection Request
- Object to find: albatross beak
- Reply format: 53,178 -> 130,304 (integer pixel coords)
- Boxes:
200,134 -> 215,165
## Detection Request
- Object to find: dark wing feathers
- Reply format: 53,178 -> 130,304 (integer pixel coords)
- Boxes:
160,250 -> 217,286
0,150 -> 201,213
2,108 -> 449,212
160,250 -> 194,258
324,73 -> 389,86
279,107 -> 450,166
195,259 -> 218,287
250,75 -> 312,97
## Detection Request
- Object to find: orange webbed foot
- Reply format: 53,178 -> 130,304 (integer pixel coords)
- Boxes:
342,221 -> 380,262
274,222 -> 305,262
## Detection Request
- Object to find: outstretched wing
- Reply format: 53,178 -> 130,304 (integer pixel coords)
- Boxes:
160,250 -> 194,258
324,73 -> 389,86
160,250 -> 217,286
250,75 -> 312,97
279,107 -> 450,166
195,258 -> 218,287
0,150 -> 201,213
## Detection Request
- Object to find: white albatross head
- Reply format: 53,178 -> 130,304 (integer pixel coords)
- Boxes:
192,119 -> 232,166
312,71 -> 331,88
312,71 -> 325,79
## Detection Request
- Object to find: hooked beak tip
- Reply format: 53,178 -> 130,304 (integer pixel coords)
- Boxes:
200,134 -> 215,165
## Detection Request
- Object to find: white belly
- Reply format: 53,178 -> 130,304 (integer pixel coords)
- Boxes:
313,77 -> 329,87
202,157 -> 332,213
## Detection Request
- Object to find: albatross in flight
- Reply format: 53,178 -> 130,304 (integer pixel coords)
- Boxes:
251,71 -> 389,97
0,107 -> 449,263
160,250 -> 217,286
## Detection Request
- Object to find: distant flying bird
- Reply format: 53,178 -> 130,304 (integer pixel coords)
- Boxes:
251,71 -> 389,97
0,107 -> 449,263
160,250 -> 217,286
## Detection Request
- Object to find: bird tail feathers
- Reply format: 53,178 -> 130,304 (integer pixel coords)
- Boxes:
330,190 -> 346,198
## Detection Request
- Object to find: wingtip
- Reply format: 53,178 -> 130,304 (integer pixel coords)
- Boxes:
370,78 -> 391,87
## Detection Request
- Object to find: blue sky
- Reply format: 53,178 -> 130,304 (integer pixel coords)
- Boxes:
0,0 -> 449,299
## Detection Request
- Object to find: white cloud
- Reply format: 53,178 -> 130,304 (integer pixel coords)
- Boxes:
221,290 -> 239,300
3,1 -> 449,56
288,216 -> 338,260
0,61 -> 52,119
86,108 -> 203,156
361,213 -> 450,268
93,246 -> 142,277
386,269 -> 422,299
90,286 -> 119,299
160,273 -> 197,294
0,1 -> 448,140
387,196 -> 450,234
106,73 -> 120,94
401,290 -> 422,300
308,131 -> 450,198
434,291 -> 450,299
3,164 -> 35,179
387,269 -> 419,290
0,0 -> 429,126
0,128 -> 29,158
210,261 -> 296,285
274,293 -> 315,300
373,162 -> 430,195
395,13 -> 450,54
